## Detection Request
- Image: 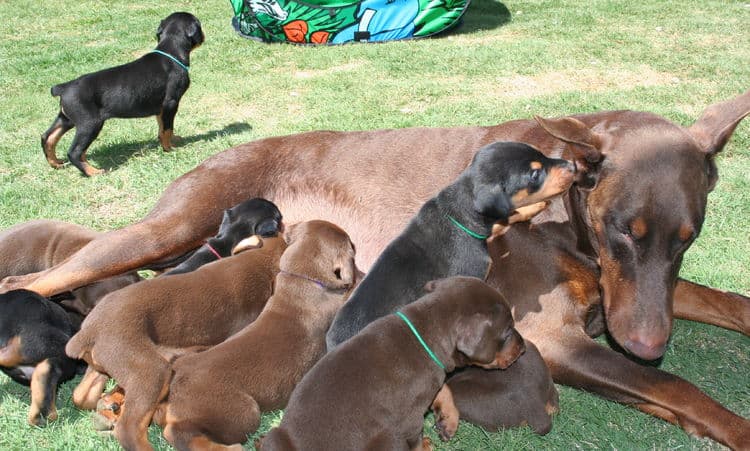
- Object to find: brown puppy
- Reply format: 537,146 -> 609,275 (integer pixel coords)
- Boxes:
0,219 -> 140,315
261,276 -> 525,451
150,220 -> 356,451
65,234 -> 285,451
445,339 -> 559,435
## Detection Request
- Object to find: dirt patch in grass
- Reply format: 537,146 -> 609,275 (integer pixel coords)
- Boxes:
479,65 -> 678,99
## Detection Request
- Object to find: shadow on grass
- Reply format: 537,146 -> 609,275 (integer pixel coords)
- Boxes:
89,121 -> 253,172
443,0 -> 511,36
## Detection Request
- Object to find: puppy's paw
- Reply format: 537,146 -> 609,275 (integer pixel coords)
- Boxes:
27,406 -> 56,427
434,409 -> 458,441
509,201 -> 549,224
420,436 -> 434,451
231,235 -> 263,255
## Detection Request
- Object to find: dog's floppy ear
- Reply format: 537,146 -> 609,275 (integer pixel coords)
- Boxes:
456,314 -> 499,364
217,209 -> 234,237
473,185 -> 513,220
534,115 -> 604,190
255,218 -> 280,237
185,20 -> 204,47
156,19 -> 166,41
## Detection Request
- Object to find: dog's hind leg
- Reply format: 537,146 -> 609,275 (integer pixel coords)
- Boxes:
41,112 -> 74,168
0,149 -> 261,296
27,358 -> 64,426
112,355 -> 172,451
66,120 -> 105,177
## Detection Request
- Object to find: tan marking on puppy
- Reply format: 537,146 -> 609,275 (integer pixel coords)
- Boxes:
28,359 -> 57,425
159,129 -> 174,151
431,384 -> 459,441
546,401 -> 559,415
231,235 -> 263,255
418,436 -> 434,451
530,161 -> 543,170
44,126 -> 66,168
630,217 -> 648,240
513,164 -> 576,209
0,336 -> 24,367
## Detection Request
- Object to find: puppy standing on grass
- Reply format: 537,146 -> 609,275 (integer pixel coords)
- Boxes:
326,141 -> 576,349
41,12 -> 204,176
261,276 -> 525,450
153,220 -> 356,451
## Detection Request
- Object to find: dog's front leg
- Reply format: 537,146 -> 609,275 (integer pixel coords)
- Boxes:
157,99 -> 179,151
540,327 -> 750,449
673,278 -> 750,336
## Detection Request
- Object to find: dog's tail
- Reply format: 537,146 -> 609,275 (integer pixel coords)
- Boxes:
65,328 -> 93,361
50,82 -> 71,97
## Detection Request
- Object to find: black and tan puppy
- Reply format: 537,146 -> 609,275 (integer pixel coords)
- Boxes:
0,289 -> 83,426
41,12 -> 204,176
261,276 -> 525,450
326,141 -> 575,349
0,219 -> 141,316
165,198 -> 283,275
445,339 -> 559,435
153,220 -> 356,451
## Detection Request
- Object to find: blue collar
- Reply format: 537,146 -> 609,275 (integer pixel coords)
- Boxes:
150,50 -> 189,72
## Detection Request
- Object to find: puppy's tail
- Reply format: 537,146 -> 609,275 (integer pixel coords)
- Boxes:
65,329 -> 93,361
50,82 -> 71,97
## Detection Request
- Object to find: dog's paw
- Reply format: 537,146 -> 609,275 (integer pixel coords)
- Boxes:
434,410 -> 458,441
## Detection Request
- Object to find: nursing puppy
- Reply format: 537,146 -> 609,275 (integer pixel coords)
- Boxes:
445,339 -> 559,435
164,197 -> 282,275
154,220 -> 356,451
0,219 -> 140,315
65,234 -> 286,438
261,276 -> 525,450
327,141 -> 575,349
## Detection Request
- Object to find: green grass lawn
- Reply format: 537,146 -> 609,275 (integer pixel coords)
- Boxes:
1,0 -> 748,449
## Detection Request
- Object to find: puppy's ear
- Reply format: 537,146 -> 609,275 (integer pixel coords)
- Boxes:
186,21 -> 203,47
283,223 -> 300,245
473,185 -> 513,221
156,19 -> 166,41
456,314 -> 498,364
255,218 -> 280,237
217,209 -> 234,237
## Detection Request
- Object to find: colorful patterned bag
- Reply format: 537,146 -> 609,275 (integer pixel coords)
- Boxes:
229,0 -> 471,44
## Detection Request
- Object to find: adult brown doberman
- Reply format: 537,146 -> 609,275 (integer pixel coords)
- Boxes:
2,91 -> 749,448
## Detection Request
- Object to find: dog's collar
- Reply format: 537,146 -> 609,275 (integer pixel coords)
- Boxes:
395,311 -> 446,370
150,50 -> 189,72
204,242 -> 222,260
445,215 -> 489,240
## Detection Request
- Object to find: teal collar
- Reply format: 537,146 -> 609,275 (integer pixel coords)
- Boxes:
395,311 -> 446,370
446,215 -> 489,240
151,50 -> 189,72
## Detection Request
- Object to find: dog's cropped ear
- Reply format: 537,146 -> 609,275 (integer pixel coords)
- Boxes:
156,19 -> 166,41
282,223 -> 300,245
534,115 -> 605,190
473,185 -> 513,220
231,235 -> 263,255
456,314 -> 499,365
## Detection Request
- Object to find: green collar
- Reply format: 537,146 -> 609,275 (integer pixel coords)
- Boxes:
395,311 -> 446,370
151,50 -> 189,72
446,214 -> 489,240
